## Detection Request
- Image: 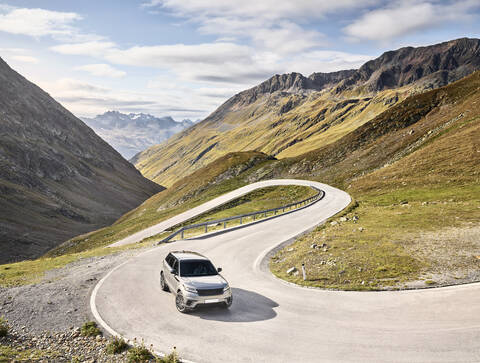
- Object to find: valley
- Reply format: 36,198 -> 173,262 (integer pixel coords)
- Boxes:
1,32 -> 480,362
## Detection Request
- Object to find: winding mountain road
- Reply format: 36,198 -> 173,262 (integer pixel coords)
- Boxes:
92,180 -> 480,362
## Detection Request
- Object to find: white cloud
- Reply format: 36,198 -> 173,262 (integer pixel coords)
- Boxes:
0,7 -> 81,38
52,41 -> 276,85
50,41 -> 116,56
44,78 -> 110,95
0,47 -> 27,53
0,48 -> 40,66
45,0 -> 376,97
50,36 -> 372,89
53,38 -> 371,85
198,18 -> 325,55
40,77 -> 221,119
104,42 -> 252,67
250,22 -> 325,55
11,55 -> 38,63
143,0 -> 376,21
142,0 -> 378,55
284,50 -> 373,75
0,6 -> 105,42
344,0 -> 480,42
75,63 -> 126,78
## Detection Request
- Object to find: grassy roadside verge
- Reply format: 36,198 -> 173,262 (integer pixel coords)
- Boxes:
0,241 -> 152,287
142,185 -> 317,242
0,344 -> 56,361
271,184 -> 480,290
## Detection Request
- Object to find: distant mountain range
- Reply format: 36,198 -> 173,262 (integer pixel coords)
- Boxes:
132,37 -> 480,186
81,111 -> 194,159
0,58 -> 163,263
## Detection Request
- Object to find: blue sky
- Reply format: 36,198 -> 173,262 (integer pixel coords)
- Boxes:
0,0 -> 479,120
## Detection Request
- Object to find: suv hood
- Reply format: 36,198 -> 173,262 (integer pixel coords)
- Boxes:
181,275 -> 227,289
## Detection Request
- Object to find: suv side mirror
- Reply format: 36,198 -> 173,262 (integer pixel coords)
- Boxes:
169,267 -> 177,275
217,267 -> 222,273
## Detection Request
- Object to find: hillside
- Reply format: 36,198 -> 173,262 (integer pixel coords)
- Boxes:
81,111 -> 193,159
2,69 -> 479,289
134,38 -> 480,187
49,151 -> 274,255
271,70 -> 480,289
0,57 -> 164,264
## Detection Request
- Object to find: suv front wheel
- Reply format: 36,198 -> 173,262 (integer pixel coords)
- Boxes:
160,272 -> 169,292
224,296 -> 233,308
175,291 -> 189,313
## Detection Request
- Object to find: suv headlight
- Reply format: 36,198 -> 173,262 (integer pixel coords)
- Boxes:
223,285 -> 230,293
184,285 -> 197,293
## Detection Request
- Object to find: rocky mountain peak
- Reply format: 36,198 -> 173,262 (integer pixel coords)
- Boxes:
336,37 -> 480,93
81,111 -> 193,159
213,37 -> 480,119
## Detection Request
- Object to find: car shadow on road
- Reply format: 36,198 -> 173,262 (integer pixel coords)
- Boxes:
190,288 -> 278,323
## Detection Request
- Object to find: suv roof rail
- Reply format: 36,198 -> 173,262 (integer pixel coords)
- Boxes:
171,250 -> 206,258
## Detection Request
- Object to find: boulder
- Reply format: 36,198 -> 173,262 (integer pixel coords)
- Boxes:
286,267 -> 297,275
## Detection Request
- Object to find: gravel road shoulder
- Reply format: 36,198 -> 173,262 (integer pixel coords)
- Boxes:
0,246 -> 152,334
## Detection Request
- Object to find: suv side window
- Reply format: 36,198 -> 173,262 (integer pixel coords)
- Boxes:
172,259 -> 178,274
165,254 -> 173,267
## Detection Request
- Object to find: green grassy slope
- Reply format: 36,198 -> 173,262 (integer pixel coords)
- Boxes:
141,185 -> 317,243
271,71 -> 480,289
135,87 -> 409,187
272,70 -> 480,188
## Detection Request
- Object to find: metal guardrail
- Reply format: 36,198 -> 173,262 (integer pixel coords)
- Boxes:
161,186 -> 325,242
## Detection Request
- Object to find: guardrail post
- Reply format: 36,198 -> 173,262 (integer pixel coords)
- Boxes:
181,229 -> 184,239
274,209 -> 277,215
253,214 -> 256,221
240,217 -> 243,225
205,224 -> 208,233
224,221 -> 227,229
302,263 -> 306,281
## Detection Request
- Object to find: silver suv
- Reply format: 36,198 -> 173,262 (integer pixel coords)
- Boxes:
160,251 -> 233,313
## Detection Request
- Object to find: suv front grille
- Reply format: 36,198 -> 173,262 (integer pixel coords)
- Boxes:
197,288 -> 223,296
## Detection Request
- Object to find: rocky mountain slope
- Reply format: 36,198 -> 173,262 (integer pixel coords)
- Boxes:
0,58 -> 164,263
81,111 -> 193,159
133,38 -> 480,187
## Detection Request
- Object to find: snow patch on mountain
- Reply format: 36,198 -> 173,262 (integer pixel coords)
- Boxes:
81,111 -> 194,159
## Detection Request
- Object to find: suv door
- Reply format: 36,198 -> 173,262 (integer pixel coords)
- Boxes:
164,254 -> 174,288
170,258 -> 179,291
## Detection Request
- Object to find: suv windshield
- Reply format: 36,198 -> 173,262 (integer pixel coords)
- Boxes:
180,260 -> 218,277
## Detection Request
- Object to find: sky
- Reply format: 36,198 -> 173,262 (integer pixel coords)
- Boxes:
0,0 -> 478,121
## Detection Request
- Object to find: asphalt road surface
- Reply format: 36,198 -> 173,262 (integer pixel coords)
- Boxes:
92,180 -> 480,362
